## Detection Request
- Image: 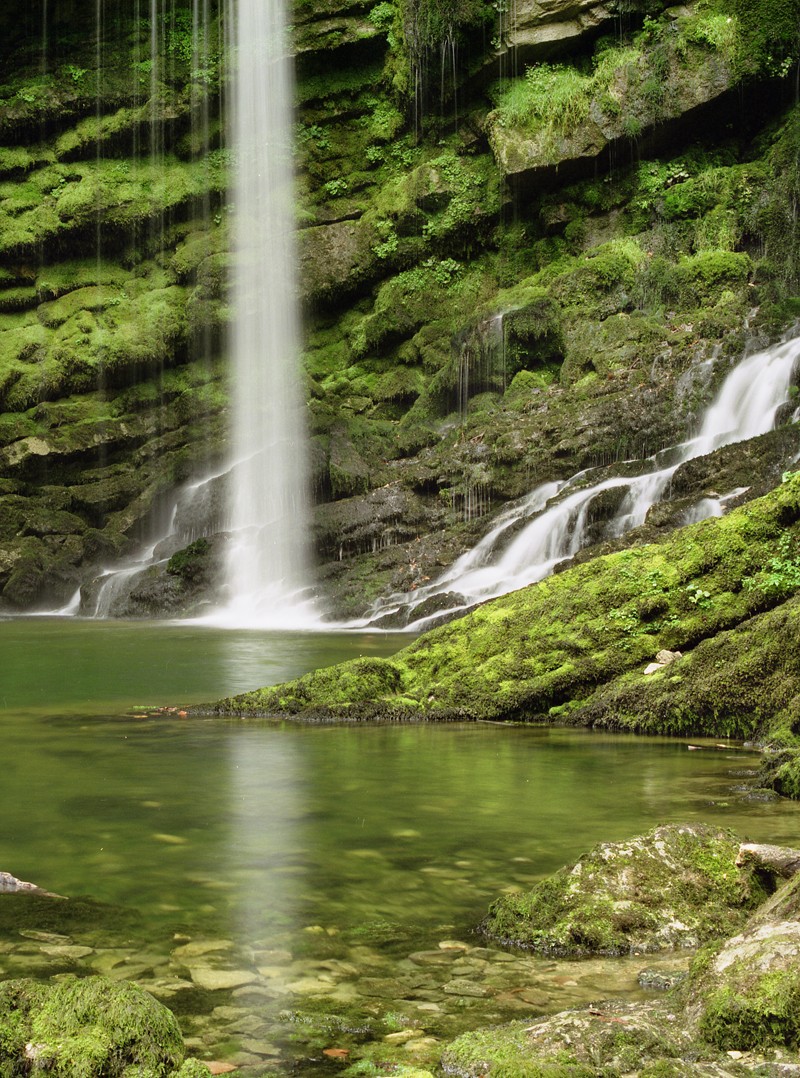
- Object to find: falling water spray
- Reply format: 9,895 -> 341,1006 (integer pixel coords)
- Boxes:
221,0 -> 315,626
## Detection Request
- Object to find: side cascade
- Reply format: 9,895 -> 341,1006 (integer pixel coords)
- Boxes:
215,0 -> 316,627
357,331 -> 800,631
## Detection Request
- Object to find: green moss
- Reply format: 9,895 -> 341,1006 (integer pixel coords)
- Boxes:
167,538 -> 211,580
699,971 -> 800,1050
441,1020 -> 594,1077
0,976 -> 185,1077
758,748 -> 800,799
676,249 -> 752,300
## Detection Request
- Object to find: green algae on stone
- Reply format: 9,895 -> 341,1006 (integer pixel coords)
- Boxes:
480,824 -> 767,956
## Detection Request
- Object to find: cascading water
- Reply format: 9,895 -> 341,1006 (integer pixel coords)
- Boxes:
361,332 -> 800,630
75,0 -> 316,624
216,0 -> 315,627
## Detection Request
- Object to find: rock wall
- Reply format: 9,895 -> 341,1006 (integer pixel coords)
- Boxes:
0,0 -> 798,613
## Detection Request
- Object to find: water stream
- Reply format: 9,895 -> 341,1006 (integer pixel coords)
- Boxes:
2,618 -> 799,1075
361,331 -> 800,630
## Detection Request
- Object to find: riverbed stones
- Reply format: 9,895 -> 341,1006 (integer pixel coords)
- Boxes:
189,967 -> 259,992
480,823 -> 768,956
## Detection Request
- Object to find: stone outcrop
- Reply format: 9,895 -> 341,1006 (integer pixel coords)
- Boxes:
488,13 -> 738,187
442,843 -> 800,1076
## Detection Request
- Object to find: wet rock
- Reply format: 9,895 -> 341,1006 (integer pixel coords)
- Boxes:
313,483 -> 430,561
0,872 -> 52,896
189,968 -> 260,992
298,218 -> 379,306
409,950 -> 458,967
637,967 -> 685,991
442,980 -> 489,998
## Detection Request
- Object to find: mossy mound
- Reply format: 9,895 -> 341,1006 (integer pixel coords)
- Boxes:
571,589 -> 800,739
480,824 -> 767,956
0,974 -> 209,1076
207,474 -> 800,733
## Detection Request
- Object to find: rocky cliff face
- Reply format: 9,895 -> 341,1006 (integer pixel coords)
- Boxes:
0,0 -> 797,614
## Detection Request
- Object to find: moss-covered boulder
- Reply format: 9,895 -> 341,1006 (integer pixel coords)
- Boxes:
682,873 -> 800,1052
480,824 -> 768,956
0,975 -> 208,1076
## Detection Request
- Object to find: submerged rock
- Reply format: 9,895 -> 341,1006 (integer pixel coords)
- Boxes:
480,824 -> 769,956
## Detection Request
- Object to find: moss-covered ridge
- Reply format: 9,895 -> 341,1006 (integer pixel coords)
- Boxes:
209,472 -> 800,730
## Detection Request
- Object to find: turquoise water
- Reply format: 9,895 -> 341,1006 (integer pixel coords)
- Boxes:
2,618 -> 798,1074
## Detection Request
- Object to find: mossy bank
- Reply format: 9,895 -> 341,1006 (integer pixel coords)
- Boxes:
206,472 -> 800,738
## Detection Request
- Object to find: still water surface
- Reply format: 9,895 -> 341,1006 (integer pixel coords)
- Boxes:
2,618 -> 799,1074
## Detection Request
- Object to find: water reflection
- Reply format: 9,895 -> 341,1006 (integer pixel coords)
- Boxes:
228,732 -> 301,953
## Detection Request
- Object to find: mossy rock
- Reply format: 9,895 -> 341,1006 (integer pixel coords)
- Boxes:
439,1003 -> 712,1077
759,747 -> 800,799
480,823 -> 768,956
572,589 -> 800,739
443,872 -> 800,1075
0,975 -> 187,1076
682,872 -> 800,1051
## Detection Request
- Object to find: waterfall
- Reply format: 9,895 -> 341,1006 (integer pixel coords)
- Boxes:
361,332 -> 800,630
218,0 -> 315,627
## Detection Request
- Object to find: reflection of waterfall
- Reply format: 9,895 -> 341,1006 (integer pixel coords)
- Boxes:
219,0 -> 315,628
227,732 -> 299,966
361,333 -> 800,631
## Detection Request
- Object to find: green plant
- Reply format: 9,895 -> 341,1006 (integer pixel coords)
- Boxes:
65,65 -> 87,84
744,533 -> 800,599
685,582 -> 712,608
368,1 -> 395,33
323,178 -> 349,198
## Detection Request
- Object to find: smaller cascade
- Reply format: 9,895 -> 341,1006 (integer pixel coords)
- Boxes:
358,332 -> 800,631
